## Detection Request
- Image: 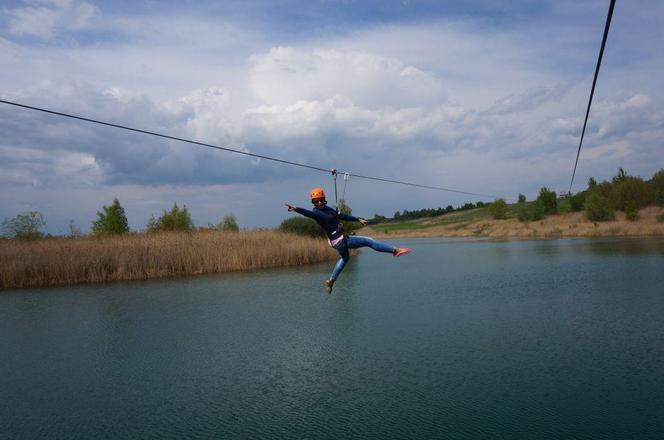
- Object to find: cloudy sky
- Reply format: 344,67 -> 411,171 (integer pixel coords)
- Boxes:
1,0 -> 662,234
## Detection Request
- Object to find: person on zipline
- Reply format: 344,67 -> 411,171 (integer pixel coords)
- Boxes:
286,187 -> 411,293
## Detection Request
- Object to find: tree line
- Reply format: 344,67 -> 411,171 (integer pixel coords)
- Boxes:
4,167 -> 662,240
1,199 -> 240,239
487,168 -> 664,222
285,166 -> 664,232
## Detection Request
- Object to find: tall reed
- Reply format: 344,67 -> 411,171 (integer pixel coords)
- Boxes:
0,230 -> 337,290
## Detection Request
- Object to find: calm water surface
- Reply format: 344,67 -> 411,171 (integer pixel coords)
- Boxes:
2,237 -> 664,439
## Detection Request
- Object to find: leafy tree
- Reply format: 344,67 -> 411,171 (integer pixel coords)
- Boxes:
613,176 -> 654,211
147,203 -> 193,232
656,190 -> 664,207
489,199 -> 508,219
569,192 -> 587,212
1,211 -> 46,239
337,200 -> 362,234
92,198 -> 129,236
518,193 -> 527,204
220,214 -> 239,232
587,177 -> 597,189
371,214 -> 387,224
612,167 -> 628,185
585,192 -> 614,222
278,217 -> 325,237
651,168 -> 664,189
594,180 -> 614,200
536,187 -> 557,215
649,168 -> 664,207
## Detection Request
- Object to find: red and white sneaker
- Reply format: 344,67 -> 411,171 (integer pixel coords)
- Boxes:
393,247 -> 412,257
325,279 -> 335,293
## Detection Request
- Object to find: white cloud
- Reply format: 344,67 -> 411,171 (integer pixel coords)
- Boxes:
249,47 -> 447,108
3,0 -> 97,38
1,3 -> 663,231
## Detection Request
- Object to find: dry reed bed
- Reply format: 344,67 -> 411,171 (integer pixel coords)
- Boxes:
0,230 -> 337,290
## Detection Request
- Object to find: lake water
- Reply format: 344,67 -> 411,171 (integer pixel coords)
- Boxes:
2,237 -> 664,439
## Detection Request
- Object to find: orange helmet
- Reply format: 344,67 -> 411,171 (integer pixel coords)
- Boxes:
310,187 -> 326,201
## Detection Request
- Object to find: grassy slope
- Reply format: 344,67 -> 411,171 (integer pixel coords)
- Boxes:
363,204 -> 664,239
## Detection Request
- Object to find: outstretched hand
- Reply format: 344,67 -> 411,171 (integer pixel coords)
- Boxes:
285,203 -> 295,212
359,218 -> 369,226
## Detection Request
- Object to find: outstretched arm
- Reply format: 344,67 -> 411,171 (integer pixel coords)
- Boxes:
338,213 -> 368,225
285,204 -> 326,221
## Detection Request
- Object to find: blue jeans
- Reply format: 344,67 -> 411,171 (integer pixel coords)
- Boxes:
330,235 -> 395,281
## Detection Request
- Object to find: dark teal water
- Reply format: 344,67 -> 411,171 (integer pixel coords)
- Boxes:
2,237 -> 664,439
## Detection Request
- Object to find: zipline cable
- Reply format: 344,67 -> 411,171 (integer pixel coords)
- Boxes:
0,98 -> 505,200
569,0 -> 616,194
0,99 -> 330,174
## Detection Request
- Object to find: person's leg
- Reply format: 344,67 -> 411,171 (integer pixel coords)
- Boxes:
347,235 -> 395,253
329,239 -> 350,282
347,235 -> 411,257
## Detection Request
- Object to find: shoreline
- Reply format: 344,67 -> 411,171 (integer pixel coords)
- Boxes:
0,230 -> 337,290
3,208 -> 663,290
364,206 -> 664,240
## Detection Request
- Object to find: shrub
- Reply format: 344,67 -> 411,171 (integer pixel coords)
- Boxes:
278,217 -> 325,238
518,193 -> 527,204
1,211 -> 47,239
92,198 -> 129,236
594,181 -> 614,200
489,199 -> 508,219
370,214 -> 387,224
650,168 -> 664,194
220,214 -> 239,232
584,192 -> 614,222
613,176 -> 655,211
656,190 -> 664,207
624,201 -> 639,221
657,212 -> 664,223
536,187 -> 557,215
569,192 -> 587,212
558,198 -> 572,213
517,203 -> 544,222
147,203 -> 193,232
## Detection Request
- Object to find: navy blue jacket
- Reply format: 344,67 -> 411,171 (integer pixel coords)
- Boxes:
294,206 -> 360,241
